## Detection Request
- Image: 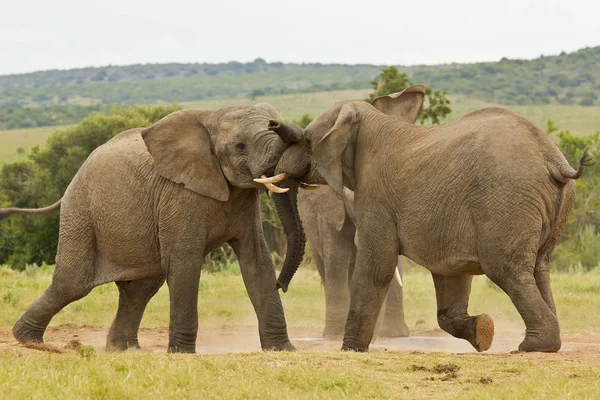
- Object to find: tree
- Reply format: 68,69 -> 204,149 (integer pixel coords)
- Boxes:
368,66 -> 452,125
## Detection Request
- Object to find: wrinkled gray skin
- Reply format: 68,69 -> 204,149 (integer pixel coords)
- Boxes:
300,186 -> 408,339
276,91 -> 590,353
297,86 -> 428,339
1,104 -> 307,353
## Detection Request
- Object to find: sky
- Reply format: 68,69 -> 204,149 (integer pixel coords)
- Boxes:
2,0 -> 599,75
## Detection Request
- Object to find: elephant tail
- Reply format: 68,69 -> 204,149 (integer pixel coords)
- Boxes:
549,150 -> 594,183
0,199 -> 61,220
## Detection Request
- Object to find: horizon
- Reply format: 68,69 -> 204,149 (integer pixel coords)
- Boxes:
2,44 -> 597,77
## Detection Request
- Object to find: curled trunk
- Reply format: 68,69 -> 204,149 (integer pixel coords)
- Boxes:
272,184 -> 306,292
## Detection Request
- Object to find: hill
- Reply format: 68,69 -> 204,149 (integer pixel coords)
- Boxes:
0,46 -> 598,119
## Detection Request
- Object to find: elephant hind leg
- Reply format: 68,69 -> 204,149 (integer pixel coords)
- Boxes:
483,252 -> 560,352
379,260 -> 410,338
106,275 -> 165,351
13,272 -> 94,344
534,255 -> 557,316
432,273 -> 494,352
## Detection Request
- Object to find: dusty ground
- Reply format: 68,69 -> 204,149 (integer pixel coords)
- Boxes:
2,325 -> 600,363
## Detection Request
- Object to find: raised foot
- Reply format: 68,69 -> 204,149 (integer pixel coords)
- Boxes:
322,326 -> 344,340
518,333 -> 561,352
469,314 -> 495,352
13,317 -> 44,344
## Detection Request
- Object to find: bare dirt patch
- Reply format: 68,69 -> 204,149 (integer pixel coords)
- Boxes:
1,325 -> 600,363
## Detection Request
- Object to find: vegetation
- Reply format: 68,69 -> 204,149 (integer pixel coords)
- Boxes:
1,47 -> 599,131
368,66 -> 452,124
0,104 -> 109,130
0,267 -> 599,398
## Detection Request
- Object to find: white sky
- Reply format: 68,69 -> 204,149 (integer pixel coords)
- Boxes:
1,0 -> 599,75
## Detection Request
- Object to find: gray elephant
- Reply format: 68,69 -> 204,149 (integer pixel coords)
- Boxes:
0,104 -> 306,353
270,92 -> 591,353
297,86 -> 428,339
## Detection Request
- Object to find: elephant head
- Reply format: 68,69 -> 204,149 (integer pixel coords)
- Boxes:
141,103 -> 306,291
272,85 -> 426,229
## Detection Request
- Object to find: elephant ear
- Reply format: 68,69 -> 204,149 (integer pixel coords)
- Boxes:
342,187 -> 356,225
371,84 -> 426,123
313,103 -> 358,197
141,110 -> 229,202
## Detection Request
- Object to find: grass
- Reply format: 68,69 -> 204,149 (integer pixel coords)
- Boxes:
0,125 -> 67,164
183,90 -> 600,136
1,266 -> 600,398
2,265 -> 600,334
0,90 -> 598,166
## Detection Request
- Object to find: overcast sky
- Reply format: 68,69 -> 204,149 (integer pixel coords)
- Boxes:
2,0 -> 598,75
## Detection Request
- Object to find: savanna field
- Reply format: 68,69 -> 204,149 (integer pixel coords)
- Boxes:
1,265 -> 600,399
2,55 -> 600,398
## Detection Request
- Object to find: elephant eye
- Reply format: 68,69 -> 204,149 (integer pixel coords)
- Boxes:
235,142 -> 246,153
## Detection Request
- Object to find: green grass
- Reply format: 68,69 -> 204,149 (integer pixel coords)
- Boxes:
0,125 -> 68,164
1,90 -> 598,165
184,89 -> 600,136
2,266 -> 600,333
1,266 -> 600,399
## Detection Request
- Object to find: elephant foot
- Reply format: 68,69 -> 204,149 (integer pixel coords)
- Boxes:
13,317 -> 45,344
467,314 -> 495,352
322,325 -> 345,339
518,331 -> 561,353
379,322 -> 410,338
106,337 -> 142,352
167,344 -> 196,354
263,340 -> 295,352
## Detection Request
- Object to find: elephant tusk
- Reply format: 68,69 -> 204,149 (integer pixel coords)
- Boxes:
300,183 -> 320,190
264,182 -> 289,194
253,173 -> 287,184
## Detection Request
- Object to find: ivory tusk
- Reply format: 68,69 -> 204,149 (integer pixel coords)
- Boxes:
253,173 -> 287,184
264,182 -> 289,194
300,183 -> 320,190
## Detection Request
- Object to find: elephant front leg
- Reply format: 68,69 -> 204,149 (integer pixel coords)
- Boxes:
165,257 -> 202,353
379,258 -> 410,338
432,273 -> 494,352
230,236 -> 294,351
342,222 -> 399,352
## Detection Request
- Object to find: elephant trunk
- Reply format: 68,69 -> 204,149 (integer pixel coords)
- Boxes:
272,184 -> 306,292
269,121 -> 304,144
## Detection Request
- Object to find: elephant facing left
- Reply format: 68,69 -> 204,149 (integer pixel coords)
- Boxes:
0,104 -> 306,353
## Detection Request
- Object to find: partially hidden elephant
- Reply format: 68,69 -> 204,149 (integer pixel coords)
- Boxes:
297,86 -> 429,339
0,104 -> 308,353
270,90 -> 591,353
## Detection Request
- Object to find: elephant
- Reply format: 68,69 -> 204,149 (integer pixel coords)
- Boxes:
297,86 -> 429,339
270,90 -> 591,353
0,104 -> 308,353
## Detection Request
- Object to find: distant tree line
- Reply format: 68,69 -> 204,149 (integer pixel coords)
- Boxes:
1,46 -> 599,118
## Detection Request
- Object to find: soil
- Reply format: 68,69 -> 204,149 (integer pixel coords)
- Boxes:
2,325 -> 600,362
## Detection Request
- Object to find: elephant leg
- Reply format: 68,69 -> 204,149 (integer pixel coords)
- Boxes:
165,253 -> 202,354
106,275 -> 165,351
432,273 -> 494,352
342,221 -> 398,352
379,259 -> 410,337
13,270 -> 93,344
230,235 -> 293,351
322,245 -> 354,338
534,255 -> 557,316
484,256 -> 560,352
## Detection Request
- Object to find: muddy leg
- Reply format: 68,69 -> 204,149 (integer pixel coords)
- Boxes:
432,273 -> 494,352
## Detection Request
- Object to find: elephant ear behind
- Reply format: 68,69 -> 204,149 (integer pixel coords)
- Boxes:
141,110 -> 229,202
371,84 -> 426,123
313,103 -> 358,197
